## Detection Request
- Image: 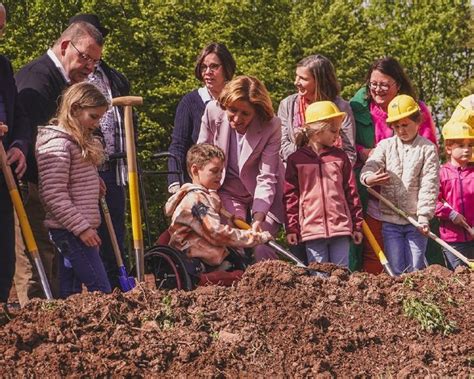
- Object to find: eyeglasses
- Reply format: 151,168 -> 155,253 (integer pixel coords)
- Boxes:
369,81 -> 395,92
200,63 -> 221,73
70,41 -> 101,67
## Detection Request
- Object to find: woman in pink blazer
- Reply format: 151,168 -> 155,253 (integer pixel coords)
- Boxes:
198,75 -> 284,261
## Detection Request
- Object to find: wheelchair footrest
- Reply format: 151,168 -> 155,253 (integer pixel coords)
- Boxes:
198,270 -> 244,287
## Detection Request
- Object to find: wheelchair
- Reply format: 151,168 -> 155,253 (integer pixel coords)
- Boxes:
144,244 -> 250,291
135,151 -> 250,291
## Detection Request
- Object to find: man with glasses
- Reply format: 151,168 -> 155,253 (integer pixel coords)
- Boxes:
68,13 -> 136,290
13,22 -> 103,304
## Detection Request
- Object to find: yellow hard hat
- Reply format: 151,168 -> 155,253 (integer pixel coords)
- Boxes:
386,94 -> 420,123
442,121 -> 474,140
305,101 -> 346,124
449,107 -> 474,128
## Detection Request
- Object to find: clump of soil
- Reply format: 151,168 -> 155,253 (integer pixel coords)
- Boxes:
0,261 -> 472,377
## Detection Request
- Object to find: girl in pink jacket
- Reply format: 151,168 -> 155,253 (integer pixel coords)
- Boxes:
36,83 -> 111,298
435,121 -> 474,269
284,101 -> 363,268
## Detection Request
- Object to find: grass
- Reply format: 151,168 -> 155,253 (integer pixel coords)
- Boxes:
402,297 -> 457,335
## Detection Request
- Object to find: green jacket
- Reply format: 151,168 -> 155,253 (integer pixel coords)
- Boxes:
350,87 -> 375,151
349,87 -> 374,211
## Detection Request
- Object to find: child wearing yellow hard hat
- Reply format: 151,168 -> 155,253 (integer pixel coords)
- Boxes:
434,120 -> 474,269
360,94 -> 440,276
284,101 -> 363,269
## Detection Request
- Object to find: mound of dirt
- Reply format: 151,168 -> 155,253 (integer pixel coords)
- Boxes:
0,261 -> 472,377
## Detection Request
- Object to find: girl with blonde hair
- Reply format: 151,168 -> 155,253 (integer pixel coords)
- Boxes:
36,82 -> 111,298
284,101 -> 363,267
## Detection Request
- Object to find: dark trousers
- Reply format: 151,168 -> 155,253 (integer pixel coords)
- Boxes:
49,229 -> 111,298
0,182 -> 15,302
97,169 -> 127,289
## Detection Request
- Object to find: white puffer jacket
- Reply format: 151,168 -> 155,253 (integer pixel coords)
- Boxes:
36,125 -> 101,236
360,135 -> 439,225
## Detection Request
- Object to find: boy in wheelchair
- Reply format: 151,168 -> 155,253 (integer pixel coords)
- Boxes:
165,143 -> 273,270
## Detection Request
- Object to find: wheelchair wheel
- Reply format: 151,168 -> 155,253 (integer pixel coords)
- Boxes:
144,245 -> 194,291
226,248 -> 250,271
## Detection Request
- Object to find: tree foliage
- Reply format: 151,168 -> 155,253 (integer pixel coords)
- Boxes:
2,0 -> 472,238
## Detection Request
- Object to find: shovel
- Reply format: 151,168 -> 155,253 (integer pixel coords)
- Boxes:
361,220 -> 395,277
111,96 -> 145,281
0,132 -> 53,299
367,187 -> 474,270
100,197 -> 136,291
219,208 -> 326,275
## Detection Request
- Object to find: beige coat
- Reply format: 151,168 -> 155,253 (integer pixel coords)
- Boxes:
165,183 -> 272,266
360,135 -> 439,225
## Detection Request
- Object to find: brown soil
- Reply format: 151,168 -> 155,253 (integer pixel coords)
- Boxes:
0,261 -> 472,377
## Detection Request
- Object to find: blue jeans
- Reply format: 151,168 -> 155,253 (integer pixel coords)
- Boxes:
382,222 -> 428,276
443,241 -> 474,270
49,229 -> 111,299
305,236 -> 350,268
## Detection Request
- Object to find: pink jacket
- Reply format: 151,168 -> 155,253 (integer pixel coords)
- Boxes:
198,101 -> 285,224
36,125 -> 101,236
284,146 -> 363,241
435,163 -> 474,243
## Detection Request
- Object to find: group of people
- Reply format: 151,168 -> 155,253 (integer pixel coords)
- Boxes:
0,4 -> 472,310
0,6 -> 133,309
166,42 -> 473,279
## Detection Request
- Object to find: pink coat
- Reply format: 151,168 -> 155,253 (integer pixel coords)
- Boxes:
435,163 -> 474,243
284,146 -> 363,241
198,101 -> 285,224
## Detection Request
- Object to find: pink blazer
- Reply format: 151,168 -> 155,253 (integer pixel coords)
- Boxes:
198,101 -> 285,224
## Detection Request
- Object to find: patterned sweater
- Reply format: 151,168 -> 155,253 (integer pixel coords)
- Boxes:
165,183 -> 272,266
360,135 -> 439,225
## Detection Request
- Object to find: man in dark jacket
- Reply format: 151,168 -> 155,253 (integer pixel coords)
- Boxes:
0,3 -> 31,313
68,14 -> 136,289
14,20 -> 103,303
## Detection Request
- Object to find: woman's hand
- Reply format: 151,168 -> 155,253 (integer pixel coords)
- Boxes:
79,228 -> 102,247
352,231 -> 363,245
251,212 -> 265,232
287,233 -> 299,245
365,168 -> 390,187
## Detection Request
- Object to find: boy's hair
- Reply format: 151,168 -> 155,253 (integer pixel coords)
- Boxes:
295,119 -> 338,148
186,143 -> 225,175
51,82 -> 108,165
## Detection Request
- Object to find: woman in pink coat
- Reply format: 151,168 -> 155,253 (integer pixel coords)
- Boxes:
198,75 -> 284,261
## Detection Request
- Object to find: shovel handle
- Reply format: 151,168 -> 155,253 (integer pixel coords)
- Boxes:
367,187 -> 473,268
100,197 -> 124,267
0,142 -> 53,299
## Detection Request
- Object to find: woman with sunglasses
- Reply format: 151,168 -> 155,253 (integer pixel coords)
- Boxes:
350,56 -> 437,274
168,43 -> 236,193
